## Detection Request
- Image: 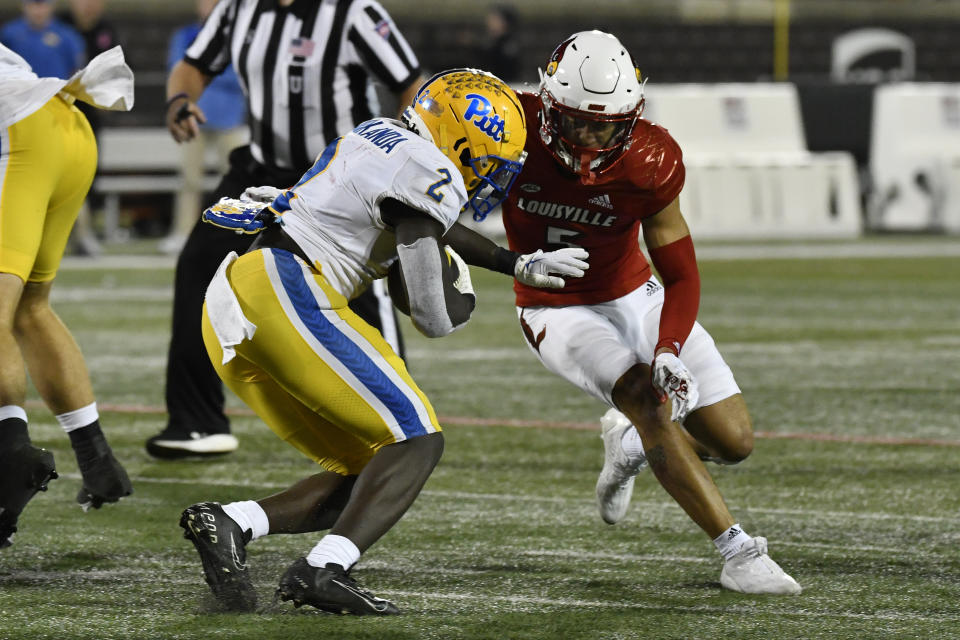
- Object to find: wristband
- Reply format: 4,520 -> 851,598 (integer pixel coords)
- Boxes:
654,339 -> 681,357
166,92 -> 190,108
493,246 -> 520,276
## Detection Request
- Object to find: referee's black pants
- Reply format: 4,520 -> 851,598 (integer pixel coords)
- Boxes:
163,145 -> 405,436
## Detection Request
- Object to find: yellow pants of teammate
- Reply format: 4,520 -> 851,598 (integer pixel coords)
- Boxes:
0,96 -> 97,282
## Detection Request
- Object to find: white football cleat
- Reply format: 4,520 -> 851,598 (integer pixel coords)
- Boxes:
720,537 -> 802,595
595,408 -> 647,524
146,431 -> 239,459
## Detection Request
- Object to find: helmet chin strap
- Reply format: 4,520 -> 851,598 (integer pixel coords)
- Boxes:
577,151 -> 599,185
553,143 -> 599,184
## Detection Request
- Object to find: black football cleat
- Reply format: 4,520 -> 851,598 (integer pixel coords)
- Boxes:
180,502 -> 257,612
276,557 -> 399,615
71,427 -> 132,511
0,443 -> 58,548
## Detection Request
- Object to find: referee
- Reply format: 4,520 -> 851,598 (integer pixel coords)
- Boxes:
147,0 -> 424,458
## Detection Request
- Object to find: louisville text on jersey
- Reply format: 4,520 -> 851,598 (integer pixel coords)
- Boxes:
515,197 -> 616,227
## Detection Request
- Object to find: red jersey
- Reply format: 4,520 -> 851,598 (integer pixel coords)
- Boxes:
503,91 -> 685,307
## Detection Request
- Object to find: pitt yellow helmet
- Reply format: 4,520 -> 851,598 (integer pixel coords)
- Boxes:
402,68 -> 528,221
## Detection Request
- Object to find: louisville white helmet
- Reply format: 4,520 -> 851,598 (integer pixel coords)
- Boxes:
539,30 -> 644,180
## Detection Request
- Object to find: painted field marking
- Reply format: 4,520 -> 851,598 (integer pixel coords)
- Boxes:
53,472 -> 960,526
30,400 -> 960,448
57,239 -> 960,273
4,568 -> 957,624
375,590 -> 960,624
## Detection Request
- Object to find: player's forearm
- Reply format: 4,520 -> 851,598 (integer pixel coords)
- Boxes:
648,234 -> 700,356
398,237 -> 474,337
443,222 -> 519,276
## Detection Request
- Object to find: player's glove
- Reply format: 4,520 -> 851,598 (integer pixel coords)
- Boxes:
444,245 -> 475,299
514,247 -> 589,289
651,352 -> 700,423
241,185 -> 285,204
202,197 -> 276,234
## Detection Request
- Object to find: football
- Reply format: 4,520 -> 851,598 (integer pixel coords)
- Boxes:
386,259 -> 411,316
386,249 -> 466,317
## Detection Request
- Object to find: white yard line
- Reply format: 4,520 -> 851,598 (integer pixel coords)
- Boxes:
694,239 -> 960,260
51,287 -> 172,302
78,473 -> 960,525
367,590 -> 960,624
4,567 -> 956,624
42,400 -> 959,446
60,255 -> 177,270
383,589 -> 960,622
58,237 -> 960,273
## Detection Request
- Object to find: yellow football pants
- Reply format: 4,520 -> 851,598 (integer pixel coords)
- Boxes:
201,248 -> 441,475
0,96 -> 97,282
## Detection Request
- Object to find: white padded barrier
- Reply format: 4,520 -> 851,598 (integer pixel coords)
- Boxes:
94,127 -> 235,240
831,28 -> 916,83
869,83 -> 960,233
643,83 -> 862,239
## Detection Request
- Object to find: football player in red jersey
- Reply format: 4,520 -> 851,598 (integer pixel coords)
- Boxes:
500,31 -> 801,594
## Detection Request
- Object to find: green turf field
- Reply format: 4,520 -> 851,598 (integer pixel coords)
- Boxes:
1,238 -> 959,640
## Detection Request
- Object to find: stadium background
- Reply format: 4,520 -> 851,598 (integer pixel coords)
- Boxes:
1,2 -> 958,639
4,0 -> 960,238
3,0 -> 960,238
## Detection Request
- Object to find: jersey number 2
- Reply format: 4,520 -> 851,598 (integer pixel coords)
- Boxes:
426,168 -> 452,203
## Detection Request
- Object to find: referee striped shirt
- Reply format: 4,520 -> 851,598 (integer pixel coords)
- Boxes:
184,0 -> 420,171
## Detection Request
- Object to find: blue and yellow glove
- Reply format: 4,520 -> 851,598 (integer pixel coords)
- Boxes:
202,197 -> 276,234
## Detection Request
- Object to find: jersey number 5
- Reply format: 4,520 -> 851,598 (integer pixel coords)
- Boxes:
426,168 -> 453,203
546,226 -> 582,251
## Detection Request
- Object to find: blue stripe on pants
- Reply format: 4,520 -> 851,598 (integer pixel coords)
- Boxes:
272,250 -> 427,438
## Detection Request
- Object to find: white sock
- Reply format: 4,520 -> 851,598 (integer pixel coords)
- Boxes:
221,500 -> 269,541
620,425 -> 645,459
713,524 -> 753,560
0,405 -> 28,422
306,534 -> 361,570
55,402 -> 98,433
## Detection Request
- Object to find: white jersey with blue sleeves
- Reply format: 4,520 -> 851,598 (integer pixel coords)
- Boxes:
273,117 -> 467,301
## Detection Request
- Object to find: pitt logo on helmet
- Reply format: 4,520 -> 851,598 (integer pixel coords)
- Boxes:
463,93 -> 506,142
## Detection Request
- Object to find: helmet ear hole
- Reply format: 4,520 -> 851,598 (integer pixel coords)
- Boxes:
458,145 -> 471,169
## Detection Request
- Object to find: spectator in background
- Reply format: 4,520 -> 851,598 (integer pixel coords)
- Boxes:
454,4 -> 521,83
59,0 -> 120,257
159,0 -> 247,256
1,0 -> 84,80
480,4 -> 520,82
59,0 -> 119,132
